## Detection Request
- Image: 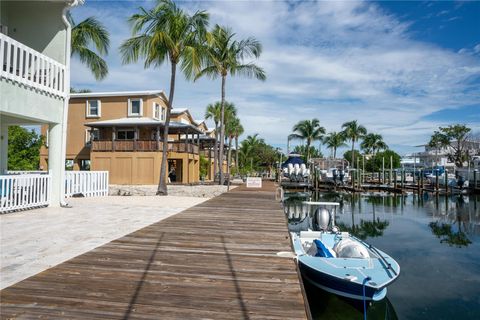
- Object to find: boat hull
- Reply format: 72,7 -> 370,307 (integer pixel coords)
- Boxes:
298,259 -> 387,301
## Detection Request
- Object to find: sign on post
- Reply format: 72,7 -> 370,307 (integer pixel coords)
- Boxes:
246,177 -> 262,188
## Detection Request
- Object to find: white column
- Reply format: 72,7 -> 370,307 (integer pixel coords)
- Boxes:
0,124 -> 8,174
48,123 -> 64,207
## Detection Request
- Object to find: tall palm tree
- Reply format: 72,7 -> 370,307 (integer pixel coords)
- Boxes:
324,131 -> 347,159
205,102 -> 221,180
361,133 -> 388,156
120,0 -> 208,195
341,120 -> 367,170
222,104 -> 238,176
70,14 -> 110,80
195,25 -> 266,185
291,119 -> 326,162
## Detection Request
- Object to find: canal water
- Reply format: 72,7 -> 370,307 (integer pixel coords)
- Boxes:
283,192 -> 480,320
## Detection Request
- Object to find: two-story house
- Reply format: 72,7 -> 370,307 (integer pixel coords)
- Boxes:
1,0 -> 82,207
40,90 -> 217,185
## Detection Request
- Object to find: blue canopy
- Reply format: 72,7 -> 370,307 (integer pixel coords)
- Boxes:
281,154 -> 304,169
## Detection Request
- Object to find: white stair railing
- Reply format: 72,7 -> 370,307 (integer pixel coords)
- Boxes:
0,174 -> 51,213
65,171 -> 109,198
0,33 -> 66,98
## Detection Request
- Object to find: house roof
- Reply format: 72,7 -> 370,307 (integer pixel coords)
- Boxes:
85,117 -> 202,134
171,108 -> 188,114
70,90 -> 167,99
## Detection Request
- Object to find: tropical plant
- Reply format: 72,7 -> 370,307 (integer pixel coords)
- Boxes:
429,124 -> 471,167
341,120 -> 367,172
233,121 -> 244,173
120,0 -> 208,195
195,24 -> 266,184
290,119 -> 326,162
225,116 -> 243,176
366,149 -> 401,172
292,145 -> 323,161
205,102 -> 222,180
69,14 -> 110,80
7,126 -> 44,170
361,133 -> 387,156
223,106 -> 238,175
324,131 -> 347,159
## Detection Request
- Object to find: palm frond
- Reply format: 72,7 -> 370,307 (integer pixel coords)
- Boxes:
75,47 -> 108,80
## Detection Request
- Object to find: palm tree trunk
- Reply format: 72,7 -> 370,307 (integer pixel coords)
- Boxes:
213,122 -> 218,181
306,140 -> 310,162
218,75 -> 226,185
333,147 -> 337,159
157,62 -> 176,195
235,135 -> 239,173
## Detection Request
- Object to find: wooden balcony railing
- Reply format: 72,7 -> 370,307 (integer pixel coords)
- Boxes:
91,140 -> 199,154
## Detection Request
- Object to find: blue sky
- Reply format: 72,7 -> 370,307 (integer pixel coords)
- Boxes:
70,0 -> 480,156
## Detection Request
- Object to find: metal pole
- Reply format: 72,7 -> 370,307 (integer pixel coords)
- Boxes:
390,156 -> 393,186
444,169 -> 448,195
362,154 -> 365,184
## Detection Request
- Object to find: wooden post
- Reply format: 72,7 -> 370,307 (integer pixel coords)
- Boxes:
394,170 -> 397,190
112,126 -> 116,152
420,170 -> 424,192
134,125 -> 138,151
444,169 -> 449,195
435,169 -> 439,193
390,156 -> 393,185
382,157 -> 385,184
474,169 -> 478,192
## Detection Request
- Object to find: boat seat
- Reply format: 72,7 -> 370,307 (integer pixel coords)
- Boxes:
313,239 -> 335,258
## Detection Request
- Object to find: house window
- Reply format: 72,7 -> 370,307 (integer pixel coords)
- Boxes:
128,98 -> 143,117
117,129 -> 135,140
86,100 -> 101,117
79,160 -> 91,171
153,103 -> 160,120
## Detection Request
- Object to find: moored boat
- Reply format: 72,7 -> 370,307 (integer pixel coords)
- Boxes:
291,202 -> 400,301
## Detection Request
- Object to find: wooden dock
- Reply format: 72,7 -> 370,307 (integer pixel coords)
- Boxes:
0,181 -> 309,319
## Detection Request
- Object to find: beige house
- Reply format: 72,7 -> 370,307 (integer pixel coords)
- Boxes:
40,90 -> 220,185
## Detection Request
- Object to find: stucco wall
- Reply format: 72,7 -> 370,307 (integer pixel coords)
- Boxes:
0,81 -> 64,124
1,1 -> 67,64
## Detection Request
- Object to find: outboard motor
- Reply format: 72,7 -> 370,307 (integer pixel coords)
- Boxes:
339,170 -> 345,184
314,208 -> 331,231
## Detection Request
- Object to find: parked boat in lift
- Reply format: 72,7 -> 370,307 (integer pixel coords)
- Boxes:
291,202 -> 400,301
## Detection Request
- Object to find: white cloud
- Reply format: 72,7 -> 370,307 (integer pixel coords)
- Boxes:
70,0 -> 480,155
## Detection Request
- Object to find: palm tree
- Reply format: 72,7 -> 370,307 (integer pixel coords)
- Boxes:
361,133 -> 387,156
205,102 -> 221,180
195,25 -> 266,185
120,0 -> 208,195
324,131 -> 347,159
240,134 -> 262,169
341,120 -> 367,171
225,116 -> 240,177
70,14 -> 110,80
291,119 -> 326,162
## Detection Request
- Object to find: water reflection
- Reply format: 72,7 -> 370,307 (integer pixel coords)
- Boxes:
284,192 -> 480,320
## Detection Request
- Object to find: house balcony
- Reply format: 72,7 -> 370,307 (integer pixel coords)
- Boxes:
1,33 -> 66,98
92,140 -> 199,154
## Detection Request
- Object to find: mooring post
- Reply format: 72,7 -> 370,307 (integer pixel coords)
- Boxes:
394,170 -> 397,190
400,169 -> 404,189
435,169 -> 439,193
444,169 -> 449,195
473,169 -> 478,192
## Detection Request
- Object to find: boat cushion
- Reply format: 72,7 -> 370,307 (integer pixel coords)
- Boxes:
313,239 -> 334,258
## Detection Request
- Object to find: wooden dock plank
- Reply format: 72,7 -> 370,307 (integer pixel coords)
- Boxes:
0,181 -> 308,319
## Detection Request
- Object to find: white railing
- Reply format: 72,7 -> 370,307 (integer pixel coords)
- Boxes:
0,33 -> 66,98
0,174 -> 51,213
65,171 -> 109,198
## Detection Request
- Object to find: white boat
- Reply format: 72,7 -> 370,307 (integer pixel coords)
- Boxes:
291,202 -> 400,301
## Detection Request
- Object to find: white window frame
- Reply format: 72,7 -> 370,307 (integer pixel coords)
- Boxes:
86,100 -> 101,118
128,98 -> 143,117
153,102 -> 160,120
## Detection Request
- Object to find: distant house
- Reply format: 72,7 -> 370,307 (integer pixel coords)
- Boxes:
40,91 -> 222,184
0,0 -> 83,207
414,140 -> 480,169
